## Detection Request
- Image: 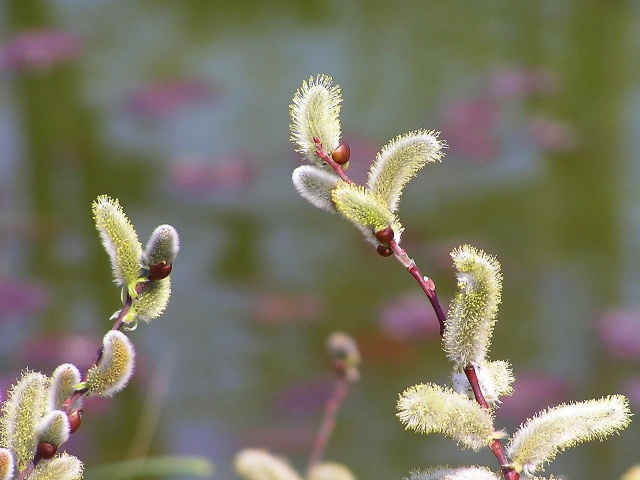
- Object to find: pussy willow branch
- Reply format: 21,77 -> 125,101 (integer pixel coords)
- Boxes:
314,139 -> 518,480
17,279 -> 151,480
307,373 -> 349,475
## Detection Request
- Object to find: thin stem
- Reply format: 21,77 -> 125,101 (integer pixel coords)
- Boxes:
18,279 -> 151,480
307,374 -> 349,475
464,367 -> 519,480
313,141 -> 517,480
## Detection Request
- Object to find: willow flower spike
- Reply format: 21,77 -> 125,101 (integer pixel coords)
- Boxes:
308,462 -> 356,480
34,410 -> 70,449
28,452 -> 83,480
48,363 -> 82,411
234,449 -> 303,480
83,330 -> 135,397
92,195 -> 143,295
506,394 -> 632,475
292,165 -> 340,213
332,183 -> 404,245
290,74 -> 342,166
443,245 -> 502,369
0,448 -> 14,480
407,466 -> 501,480
397,383 -> 497,451
0,371 -> 49,470
367,130 -> 445,214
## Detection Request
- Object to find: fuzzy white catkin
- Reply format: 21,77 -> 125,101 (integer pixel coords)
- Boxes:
406,466 -> 500,480
234,449 -> 302,480
444,245 -> 502,368
290,74 -> 342,165
292,165 -> 340,213
507,394 -> 632,475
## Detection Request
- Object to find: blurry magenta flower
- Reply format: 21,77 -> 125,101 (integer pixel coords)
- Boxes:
252,292 -> 323,325
489,67 -> 559,98
0,30 -> 82,73
378,292 -> 440,341
169,153 -> 256,196
598,308 -> 640,360
440,99 -> 499,162
499,372 -> 571,422
126,79 -> 214,117
0,278 -> 51,320
527,116 -> 578,153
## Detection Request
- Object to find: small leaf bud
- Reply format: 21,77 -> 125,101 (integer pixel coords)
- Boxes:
376,245 -> 393,257
374,226 -> 394,244
147,261 -> 172,281
331,141 -> 350,165
67,409 -> 82,433
327,332 -> 361,382
36,442 -> 58,460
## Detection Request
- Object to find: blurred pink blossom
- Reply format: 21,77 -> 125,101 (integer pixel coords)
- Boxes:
598,308 -> 640,360
272,377 -> 333,414
0,30 -> 82,73
169,153 -> 256,195
14,333 -> 98,370
489,67 -> 559,98
440,99 -> 500,162
621,377 -> 640,408
499,371 -> 571,422
252,292 -> 323,325
378,292 -> 440,342
527,115 -> 578,153
127,79 -> 215,117
0,278 -> 52,320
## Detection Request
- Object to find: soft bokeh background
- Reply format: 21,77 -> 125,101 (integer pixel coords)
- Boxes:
1,1 -> 640,479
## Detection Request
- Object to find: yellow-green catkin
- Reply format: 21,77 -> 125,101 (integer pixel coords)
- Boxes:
48,363 -> 81,411
0,371 -> 49,471
308,462 -> 356,480
35,410 -> 70,447
367,130 -> 445,214
92,195 -> 143,289
332,183 -> 403,245
507,395 -> 632,475
28,453 -> 83,480
292,165 -> 340,213
407,466 -> 501,480
397,383 -> 496,451
131,276 -> 171,323
234,449 -> 303,480
290,74 -> 342,165
443,245 -> 502,368
84,331 -> 135,397
0,448 -> 14,480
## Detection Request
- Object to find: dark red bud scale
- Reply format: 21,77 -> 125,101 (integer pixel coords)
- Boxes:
36,442 -> 58,460
331,141 -> 351,165
374,226 -> 394,244
148,261 -> 172,281
376,245 -> 393,257
68,409 -> 82,433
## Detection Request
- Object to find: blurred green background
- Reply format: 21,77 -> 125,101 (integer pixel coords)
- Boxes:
1,1 -> 639,479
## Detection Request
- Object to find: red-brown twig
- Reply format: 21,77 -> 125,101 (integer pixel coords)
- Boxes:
314,138 -> 518,480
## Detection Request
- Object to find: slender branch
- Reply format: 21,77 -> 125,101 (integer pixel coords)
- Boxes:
464,367 -> 519,480
307,374 -> 349,474
18,279 -> 151,480
313,140 -> 517,480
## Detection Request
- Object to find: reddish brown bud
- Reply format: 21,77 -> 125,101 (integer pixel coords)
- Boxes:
376,245 -> 393,257
331,141 -> 351,165
148,261 -> 172,281
67,409 -> 82,433
374,226 -> 394,244
36,442 -> 58,460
